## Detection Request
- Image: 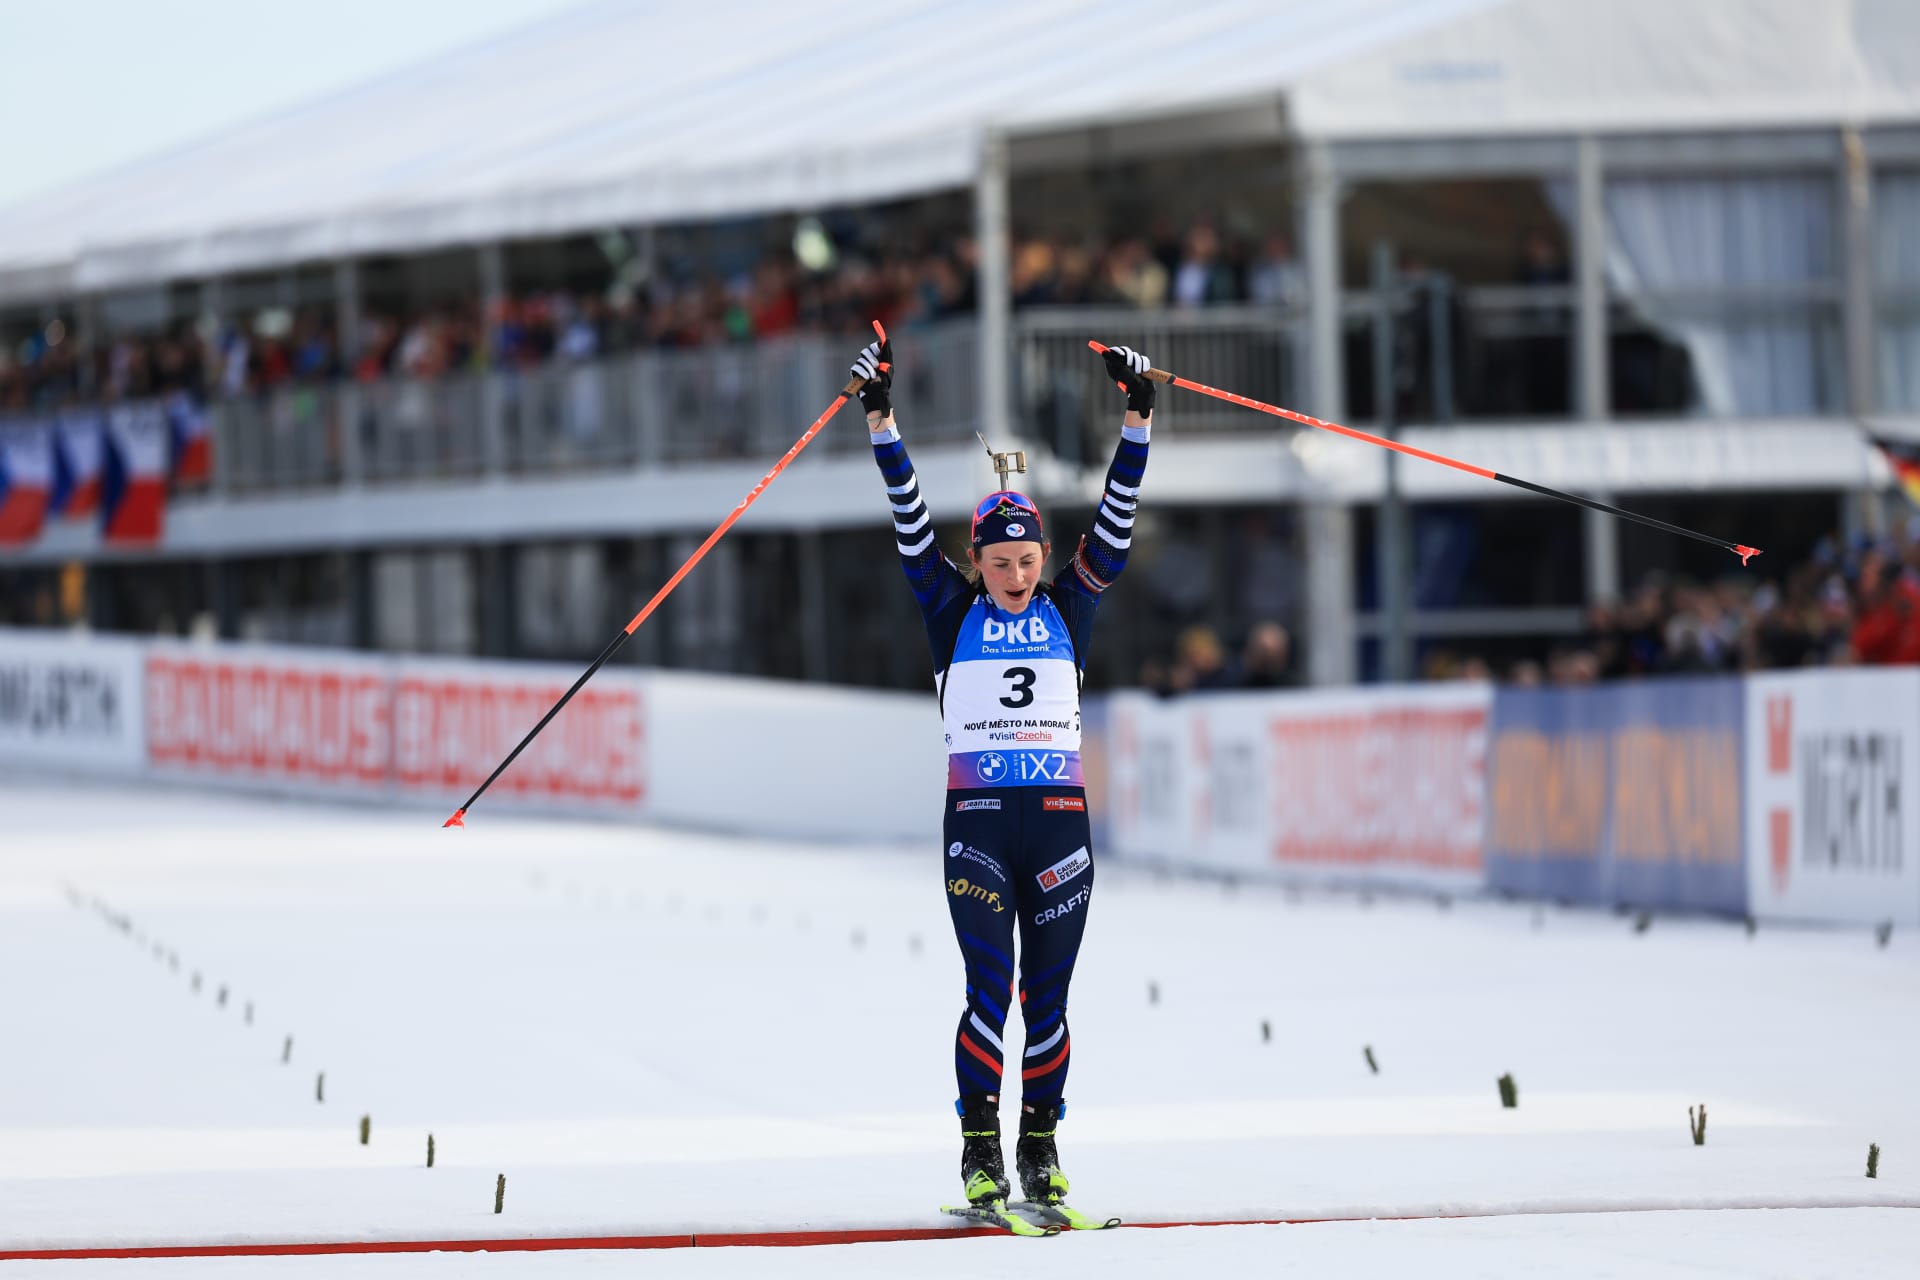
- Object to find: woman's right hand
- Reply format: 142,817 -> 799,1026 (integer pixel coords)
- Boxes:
850,335 -> 893,421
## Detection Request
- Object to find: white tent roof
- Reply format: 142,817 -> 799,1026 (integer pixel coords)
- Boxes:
1,0 -> 1914,299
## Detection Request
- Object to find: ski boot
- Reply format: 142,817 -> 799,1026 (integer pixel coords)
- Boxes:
1015,1100 -> 1070,1205
958,1095 -> 1010,1206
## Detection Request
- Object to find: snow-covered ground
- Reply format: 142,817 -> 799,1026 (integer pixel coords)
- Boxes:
3,779 -> 1917,1276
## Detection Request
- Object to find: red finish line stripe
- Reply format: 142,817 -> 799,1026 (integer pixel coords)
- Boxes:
7,1204 -> 1916,1261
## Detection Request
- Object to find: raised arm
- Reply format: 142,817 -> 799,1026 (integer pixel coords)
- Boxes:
854,335 -> 970,621
1061,346 -> 1154,599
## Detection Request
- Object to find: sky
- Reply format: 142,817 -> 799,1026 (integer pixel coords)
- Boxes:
0,0 -> 595,212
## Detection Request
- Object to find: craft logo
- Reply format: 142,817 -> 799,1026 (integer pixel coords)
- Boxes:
1799,730 -> 1902,876
954,798 -> 1002,812
1034,885 -> 1091,926
947,876 -> 1005,913
1042,796 -> 1085,813
1036,846 -> 1091,891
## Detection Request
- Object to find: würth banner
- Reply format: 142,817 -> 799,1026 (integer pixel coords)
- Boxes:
1744,669 -> 1920,926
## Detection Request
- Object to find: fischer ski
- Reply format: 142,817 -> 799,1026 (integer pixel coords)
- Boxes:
1010,1200 -> 1121,1231
941,1201 -> 1061,1236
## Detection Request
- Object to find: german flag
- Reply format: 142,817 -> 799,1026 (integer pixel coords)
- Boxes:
1871,434 -> 1920,509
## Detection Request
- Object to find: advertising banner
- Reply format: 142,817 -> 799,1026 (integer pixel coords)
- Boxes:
1745,669 -> 1920,926
0,629 -> 145,773
1486,678 -> 1745,915
391,659 -> 645,809
143,643 -> 647,814
1105,684 -> 1491,892
146,646 -> 392,792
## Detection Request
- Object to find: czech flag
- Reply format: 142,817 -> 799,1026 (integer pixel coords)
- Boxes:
50,411 -> 105,519
167,391 -> 211,485
1871,434 -> 1920,510
101,404 -> 169,544
0,421 -> 54,546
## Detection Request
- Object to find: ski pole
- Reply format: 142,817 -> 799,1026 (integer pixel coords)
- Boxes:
1087,339 -> 1760,566
443,322 -> 889,827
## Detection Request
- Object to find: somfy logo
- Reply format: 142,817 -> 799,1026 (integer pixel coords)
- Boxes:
947,877 -> 1005,913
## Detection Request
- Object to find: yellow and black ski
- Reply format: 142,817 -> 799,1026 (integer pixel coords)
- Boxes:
941,1200 -> 1061,1236
1010,1200 -> 1121,1231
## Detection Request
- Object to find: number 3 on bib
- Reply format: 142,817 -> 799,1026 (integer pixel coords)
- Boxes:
1000,666 -> 1036,708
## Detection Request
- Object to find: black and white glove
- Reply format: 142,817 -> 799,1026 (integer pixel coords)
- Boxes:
850,336 -> 893,418
1101,345 -> 1154,416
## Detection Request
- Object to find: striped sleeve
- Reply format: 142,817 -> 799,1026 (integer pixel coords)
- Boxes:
871,423 -> 966,618
1065,421 -> 1150,596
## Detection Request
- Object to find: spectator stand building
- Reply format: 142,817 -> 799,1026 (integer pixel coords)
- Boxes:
2,0 -> 1918,691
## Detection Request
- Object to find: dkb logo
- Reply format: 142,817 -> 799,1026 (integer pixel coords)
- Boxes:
982,616 -> 1050,644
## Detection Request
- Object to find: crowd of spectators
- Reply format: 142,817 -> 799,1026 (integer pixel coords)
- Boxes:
1136,619 -> 1301,694
1533,527 -> 1920,681
1,217 -> 1312,416
1136,521 -> 1920,694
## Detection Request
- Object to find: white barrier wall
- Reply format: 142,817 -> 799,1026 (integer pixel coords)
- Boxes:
1105,684 -> 1491,892
1745,668 -> 1920,926
0,630 -> 145,774
0,628 -> 947,846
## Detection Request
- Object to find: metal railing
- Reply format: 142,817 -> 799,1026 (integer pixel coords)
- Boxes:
217,386 -> 344,492
1342,282 -> 1577,423
208,319 -> 986,493
360,374 -> 488,482
1014,306 -> 1304,456
197,286 -> 1861,498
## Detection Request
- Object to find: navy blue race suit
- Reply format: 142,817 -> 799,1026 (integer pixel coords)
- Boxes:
870,416 -> 1149,1108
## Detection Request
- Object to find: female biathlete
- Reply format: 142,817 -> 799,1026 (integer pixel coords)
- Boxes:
851,334 -> 1155,1220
